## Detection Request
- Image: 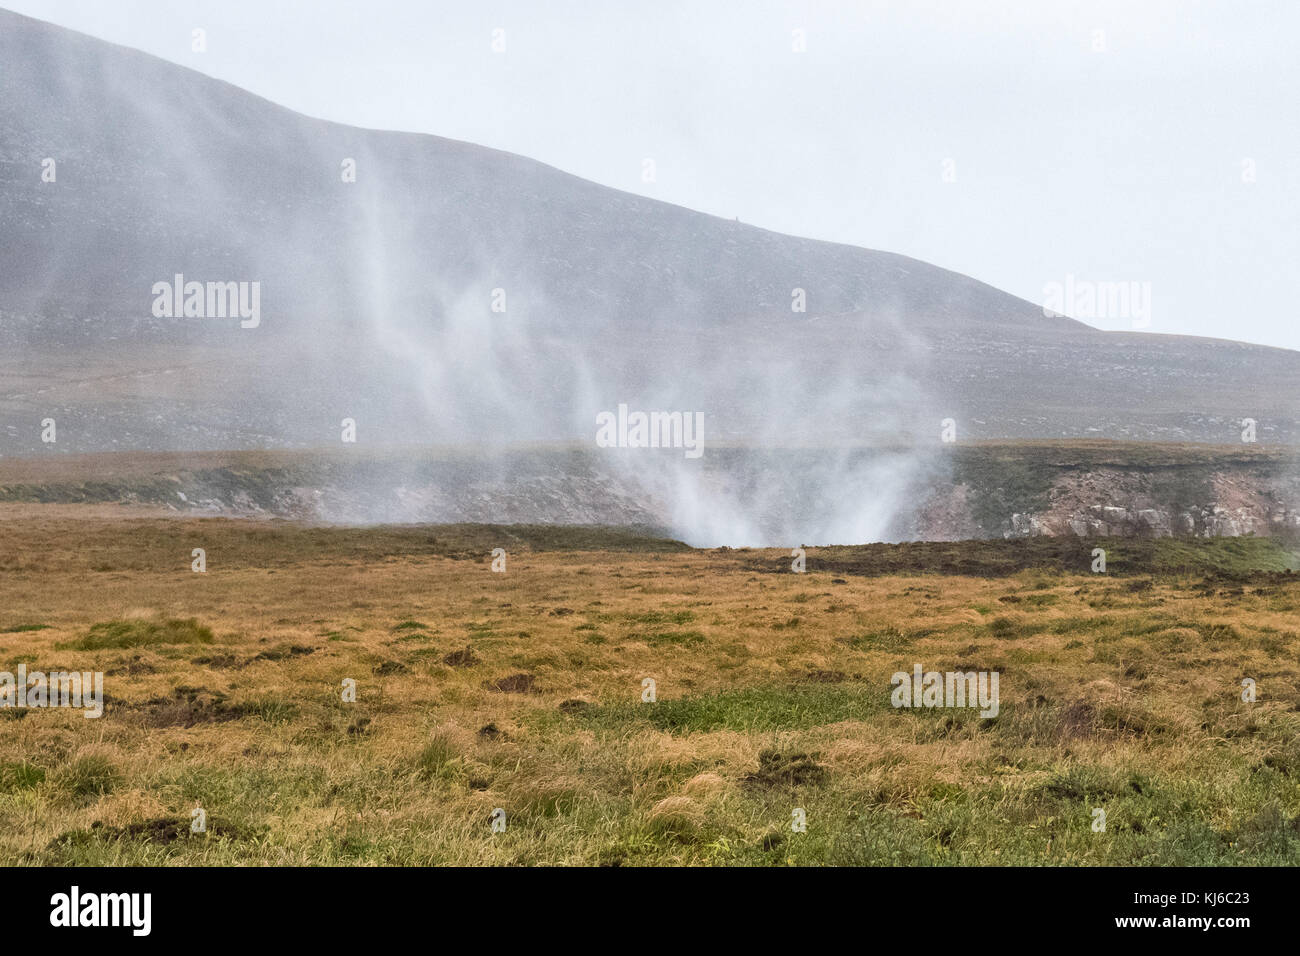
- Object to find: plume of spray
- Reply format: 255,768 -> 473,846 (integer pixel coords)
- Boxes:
584,306 -> 939,546
324,148 -> 945,544
0,9 -> 944,541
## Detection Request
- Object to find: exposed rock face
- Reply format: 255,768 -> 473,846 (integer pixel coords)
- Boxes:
911,482 -> 985,541
146,467 -> 1300,540
911,456 -> 1300,540
1003,502 -> 1291,539
3,443 -> 1300,545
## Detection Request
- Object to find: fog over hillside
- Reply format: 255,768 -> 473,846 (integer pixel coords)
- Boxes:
2,8 -> 1298,544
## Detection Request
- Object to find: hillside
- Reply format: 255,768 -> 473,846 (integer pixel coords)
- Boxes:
3,8 -> 1300,460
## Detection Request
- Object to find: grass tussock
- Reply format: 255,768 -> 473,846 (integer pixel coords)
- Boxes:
67,618 -> 214,650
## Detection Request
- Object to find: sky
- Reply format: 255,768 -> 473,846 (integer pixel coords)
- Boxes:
7,0 -> 1298,349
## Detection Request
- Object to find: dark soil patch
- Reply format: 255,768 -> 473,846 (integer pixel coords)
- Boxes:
1037,771 -> 1129,803
191,653 -> 243,669
745,749 -> 828,788
484,673 -> 538,694
443,647 -> 479,667
130,687 -> 296,728
133,687 -> 244,728
49,815 -> 257,849
1057,700 -> 1097,739
110,654 -> 158,675
253,644 -> 315,662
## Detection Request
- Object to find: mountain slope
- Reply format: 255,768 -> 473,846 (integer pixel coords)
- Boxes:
1,7 -> 1299,460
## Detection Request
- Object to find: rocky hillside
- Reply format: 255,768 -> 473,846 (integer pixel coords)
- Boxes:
909,442 -> 1300,541
4,442 -> 1298,545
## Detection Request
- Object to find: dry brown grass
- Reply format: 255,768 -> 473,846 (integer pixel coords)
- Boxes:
1,509 -> 1299,865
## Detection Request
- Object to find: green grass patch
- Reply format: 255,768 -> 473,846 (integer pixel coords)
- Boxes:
768,537 -> 1300,579
841,627 -> 927,650
580,683 -> 885,734
0,761 -> 46,793
54,754 -> 120,801
620,610 -> 696,626
630,629 -> 706,647
64,618 -> 215,650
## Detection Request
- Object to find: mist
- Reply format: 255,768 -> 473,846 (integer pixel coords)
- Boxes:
7,7 -> 1300,547
0,7 -> 961,547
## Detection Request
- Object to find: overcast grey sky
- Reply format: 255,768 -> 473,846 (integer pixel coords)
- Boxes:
8,0 -> 1298,349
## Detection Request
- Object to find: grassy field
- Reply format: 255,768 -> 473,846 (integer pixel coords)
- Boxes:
2,508 -> 1300,865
